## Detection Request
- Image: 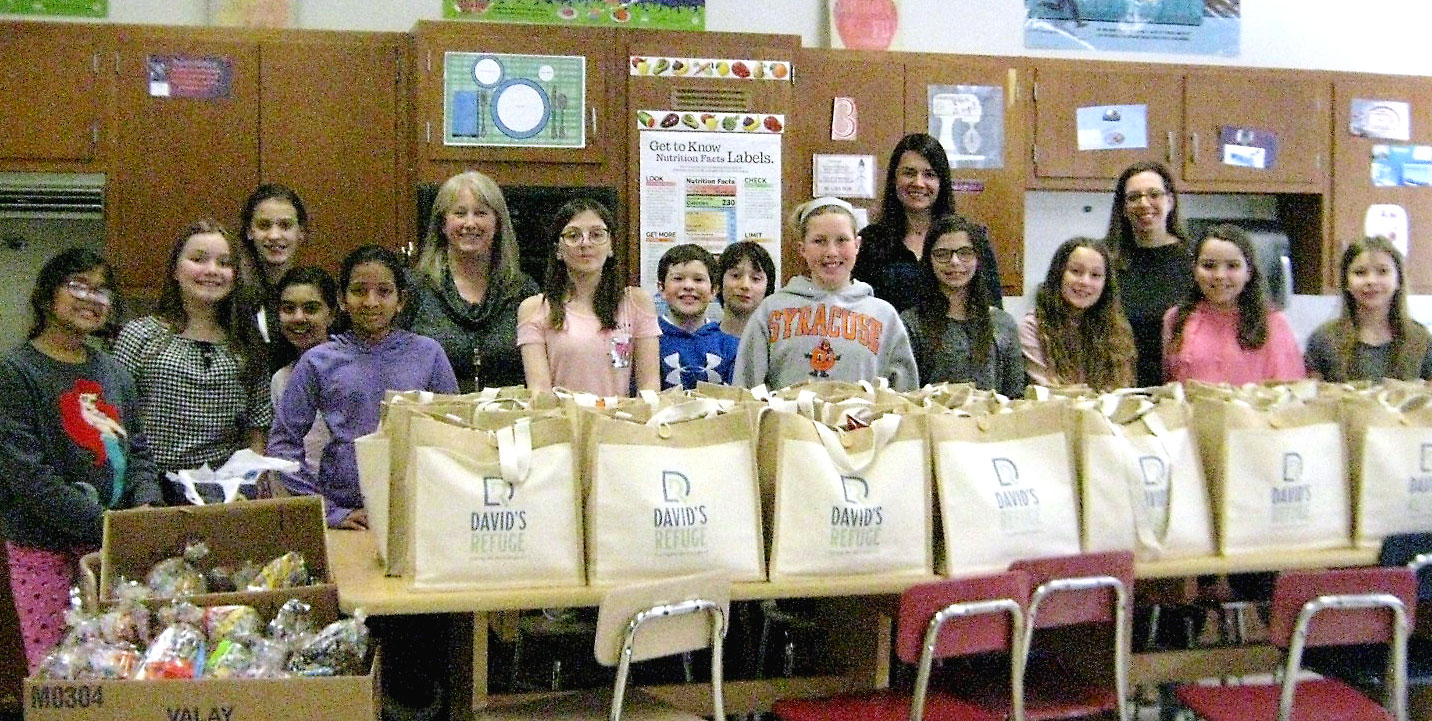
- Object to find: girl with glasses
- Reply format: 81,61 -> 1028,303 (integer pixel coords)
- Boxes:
517,198 -> 660,396
901,214 -> 1024,397
1105,160 -> 1193,387
113,220 -> 270,504
1,248 -> 163,671
1019,237 -> 1136,390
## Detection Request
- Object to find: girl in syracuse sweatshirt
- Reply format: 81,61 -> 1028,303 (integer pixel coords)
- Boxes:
733,197 -> 918,392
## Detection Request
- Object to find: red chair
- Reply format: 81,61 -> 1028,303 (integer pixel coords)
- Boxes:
1175,566 -> 1417,721
772,571 -> 1031,721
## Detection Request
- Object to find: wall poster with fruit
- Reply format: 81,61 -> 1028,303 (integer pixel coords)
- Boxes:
444,0 -> 704,30
635,114 -> 783,293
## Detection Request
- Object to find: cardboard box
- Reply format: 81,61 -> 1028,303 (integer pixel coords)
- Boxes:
99,496 -> 331,606
24,586 -> 378,721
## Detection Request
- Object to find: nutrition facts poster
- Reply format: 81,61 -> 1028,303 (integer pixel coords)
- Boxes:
636,119 -> 783,292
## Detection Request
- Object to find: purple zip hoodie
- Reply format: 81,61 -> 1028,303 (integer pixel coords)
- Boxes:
267,329 -> 458,526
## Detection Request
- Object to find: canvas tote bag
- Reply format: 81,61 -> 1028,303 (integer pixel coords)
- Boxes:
1077,394 -> 1214,560
406,413 -> 583,590
355,390 -> 494,575
762,410 -> 932,579
585,399 -> 765,584
1343,392 -> 1432,549
1193,395 -> 1350,555
929,402 -> 1081,575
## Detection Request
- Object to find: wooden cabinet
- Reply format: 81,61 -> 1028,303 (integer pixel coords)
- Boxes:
0,22 -> 109,167
1032,64 -> 1330,192
258,34 -> 408,273
108,29 -> 261,293
903,55 -> 1029,290
1332,74 -> 1432,293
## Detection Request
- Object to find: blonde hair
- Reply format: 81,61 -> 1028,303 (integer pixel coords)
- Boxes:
791,197 -> 857,239
415,171 -> 523,293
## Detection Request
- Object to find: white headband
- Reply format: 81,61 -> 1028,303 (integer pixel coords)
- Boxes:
796,196 -> 855,224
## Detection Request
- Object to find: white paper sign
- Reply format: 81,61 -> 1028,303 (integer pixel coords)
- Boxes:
812,154 -> 876,198
638,126 -> 782,292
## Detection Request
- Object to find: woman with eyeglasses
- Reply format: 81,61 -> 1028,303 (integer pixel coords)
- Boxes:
407,171 -> 539,391
517,198 -> 660,396
1,248 -> 163,671
853,132 -> 1003,313
1105,160 -> 1193,388
113,220 -> 270,504
899,214 -> 1024,397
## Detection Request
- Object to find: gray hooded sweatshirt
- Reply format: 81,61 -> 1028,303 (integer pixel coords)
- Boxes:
732,276 -> 918,391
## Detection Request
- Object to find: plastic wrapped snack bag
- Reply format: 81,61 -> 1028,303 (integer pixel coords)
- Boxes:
267,597 -> 315,642
287,611 -> 370,677
144,540 -> 209,598
165,448 -> 299,505
247,551 -> 310,591
203,605 -> 263,644
135,602 -> 206,680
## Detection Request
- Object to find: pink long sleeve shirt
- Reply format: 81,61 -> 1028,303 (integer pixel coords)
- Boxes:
1161,303 -> 1305,385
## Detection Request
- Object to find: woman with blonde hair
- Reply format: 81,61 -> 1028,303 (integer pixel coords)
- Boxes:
1019,237 -> 1136,390
407,170 -> 538,390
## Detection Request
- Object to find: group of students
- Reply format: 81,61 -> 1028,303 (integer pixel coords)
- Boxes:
4,133 -> 1431,672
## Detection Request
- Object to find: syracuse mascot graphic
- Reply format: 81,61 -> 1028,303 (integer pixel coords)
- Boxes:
59,378 -> 127,503
805,338 -> 841,378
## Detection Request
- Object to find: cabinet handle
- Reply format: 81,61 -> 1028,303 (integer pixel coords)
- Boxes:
1165,132 -> 1174,166
425,121 -> 431,145
1006,68 -> 1017,109
1190,133 -> 1199,164
590,107 -> 597,136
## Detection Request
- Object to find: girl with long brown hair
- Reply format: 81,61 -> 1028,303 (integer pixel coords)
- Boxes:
1305,236 -> 1432,381
1019,237 -> 1135,390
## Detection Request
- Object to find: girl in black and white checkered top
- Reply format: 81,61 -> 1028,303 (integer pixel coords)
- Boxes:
113,220 -> 271,504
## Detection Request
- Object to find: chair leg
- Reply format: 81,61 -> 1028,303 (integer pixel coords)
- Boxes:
510,631 -> 524,692
755,615 -> 772,679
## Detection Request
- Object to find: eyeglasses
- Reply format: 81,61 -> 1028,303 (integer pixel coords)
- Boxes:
63,279 -> 113,305
931,247 -> 978,264
559,228 -> 611,246
1124,189 -> 1168,205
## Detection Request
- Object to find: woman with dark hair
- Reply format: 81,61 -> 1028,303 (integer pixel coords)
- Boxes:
113,220 -> 270,504
407,170 -> 538,390
1105,160 -> 1193,387
1306,236 -> 1432,381
1162,224 -> 1303,384
238,183 -> 309,348
900,214 -> 1024,397
853,132 -> 1002,312
268,266 -> 338,484
1019,237 -> 1136,390
517,198 -> 660,396
1,248 -> 162,670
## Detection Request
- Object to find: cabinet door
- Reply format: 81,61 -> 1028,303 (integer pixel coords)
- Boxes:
416,23 -> 613,167
1332,76 -> 1432,293
1183,74 -> 1330,188
905,56 -> 1029,291
1032,67 -> 1181,180
259,37 -> 404,271
0,25 -> 105,163
109,34 -> 260,294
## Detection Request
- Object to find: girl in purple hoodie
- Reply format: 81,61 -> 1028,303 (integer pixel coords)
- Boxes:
267,245 -> 458,528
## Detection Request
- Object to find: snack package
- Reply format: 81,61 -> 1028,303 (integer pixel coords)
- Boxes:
247,551 -> 310,591
203,605 -> 262,645
246,635 -> 292,679
135,602 -> 206,680
204,637 -> 256,679
267,597 -> 314,642
40,610 -> 142,681
287,611 -> 370,677
97,599 -> 151,647
145,541 -> 209,598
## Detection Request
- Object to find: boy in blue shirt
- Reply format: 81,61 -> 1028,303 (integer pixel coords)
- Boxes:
657,244 -> 739,388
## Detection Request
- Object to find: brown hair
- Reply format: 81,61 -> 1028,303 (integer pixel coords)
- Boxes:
1033,237 -> 1135,390
156,219 -> 267,384
1167,224 -> 1268,355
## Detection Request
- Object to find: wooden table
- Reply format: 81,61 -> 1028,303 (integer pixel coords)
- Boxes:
328,529 -> 1377,719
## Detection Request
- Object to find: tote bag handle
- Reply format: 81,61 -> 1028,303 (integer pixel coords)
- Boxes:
496,417 -> 534,485
811,413 -> 902,476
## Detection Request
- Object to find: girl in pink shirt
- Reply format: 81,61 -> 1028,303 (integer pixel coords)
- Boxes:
517,198 -> 660,397
1162,224 -> 1304,384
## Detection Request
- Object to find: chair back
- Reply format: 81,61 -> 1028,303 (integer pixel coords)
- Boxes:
1010,550 -> 1134,629
1270,567 -> 1417,650
1379,532 -> 1432,601
594,571 -> 730,666
895,571 -> 1030,664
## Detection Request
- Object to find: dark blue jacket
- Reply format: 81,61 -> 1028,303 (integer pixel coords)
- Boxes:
658,316 -> 738,389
